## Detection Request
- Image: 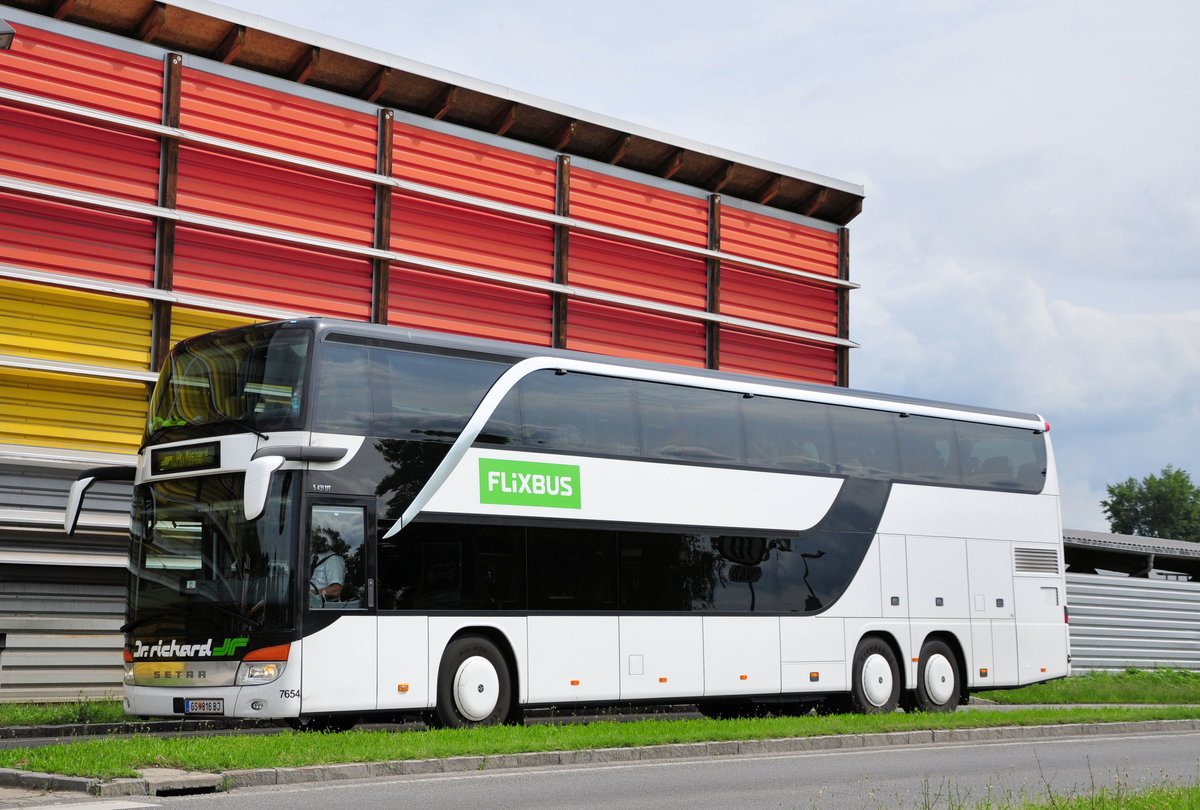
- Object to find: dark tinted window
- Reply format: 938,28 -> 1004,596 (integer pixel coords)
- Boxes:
637,382 -> 743,462
312,339 -> 506,439
897,415 -> 961,483
528,527 -> 617,610
957,421 -> 1046,492
830,407 -> 900,478
744,397 -> 833,472
517,372 -> 639,455
379,522 -> 524,610
312,342 -> 372,434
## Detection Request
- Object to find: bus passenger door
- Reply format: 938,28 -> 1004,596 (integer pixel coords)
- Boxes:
300,499 -> 377,715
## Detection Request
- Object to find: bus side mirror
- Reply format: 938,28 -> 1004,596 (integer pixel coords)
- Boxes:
244,454 -> 286,522
64,466 -> 135,535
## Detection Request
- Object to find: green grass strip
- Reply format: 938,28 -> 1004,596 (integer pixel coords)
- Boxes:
1,705 -> 1197,781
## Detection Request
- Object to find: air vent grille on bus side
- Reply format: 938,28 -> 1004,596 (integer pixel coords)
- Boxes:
1013,547 -> 1059,574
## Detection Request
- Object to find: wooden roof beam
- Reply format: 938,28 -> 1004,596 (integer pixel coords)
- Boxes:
52,0 -> 76,19
705,162 -> 736,193
136,2 -> 165,42
755,175 -> 782,205
490,102 -> 518,136
361,66 -> 392,104
426,85 -> 458,120
656,148 -> 685,180
214,24 -> 245,64
552,120 -> 577,151
289,46 -> 320,84
603,133 -> 631,165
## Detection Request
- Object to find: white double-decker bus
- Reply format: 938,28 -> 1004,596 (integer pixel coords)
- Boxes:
67,318 -> 1069,729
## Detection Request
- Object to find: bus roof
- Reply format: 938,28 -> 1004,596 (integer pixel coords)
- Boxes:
240,318 -> 1045,428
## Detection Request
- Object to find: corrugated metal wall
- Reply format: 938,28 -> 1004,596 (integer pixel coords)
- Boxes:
1065,573 -> 1200,672
0,9 -> 858,701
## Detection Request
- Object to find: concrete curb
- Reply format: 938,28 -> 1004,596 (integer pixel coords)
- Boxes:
3,718 -> 1198,798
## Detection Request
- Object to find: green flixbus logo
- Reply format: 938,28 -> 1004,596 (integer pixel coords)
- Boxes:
479,458 -> 582,509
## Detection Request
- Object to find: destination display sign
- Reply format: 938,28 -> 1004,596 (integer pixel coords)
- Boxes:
151,442 -> 220,475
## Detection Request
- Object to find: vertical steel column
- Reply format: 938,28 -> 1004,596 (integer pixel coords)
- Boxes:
372,109 -> 394,324
552,155 -> 571,348
836,226 -> 850,387
150,52 -> 182,373
705,194 -> 722,369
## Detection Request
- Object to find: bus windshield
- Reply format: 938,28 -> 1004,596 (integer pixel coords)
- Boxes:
146,324 -> 311,445
128,471 -> 296,637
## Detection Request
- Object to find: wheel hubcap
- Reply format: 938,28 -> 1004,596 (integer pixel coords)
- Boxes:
924,653 -> 955,705
454,655 -> 499,721
861,652 -> 894,707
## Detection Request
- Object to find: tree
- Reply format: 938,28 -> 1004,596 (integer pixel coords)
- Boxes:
1101,465 -> 1200,542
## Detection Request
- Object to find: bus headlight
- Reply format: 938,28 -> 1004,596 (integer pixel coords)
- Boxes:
237,661 -> 285,685
123,647 -> 135,685
235,643 -> 290,686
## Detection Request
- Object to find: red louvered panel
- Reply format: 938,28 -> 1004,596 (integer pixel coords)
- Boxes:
0,23 -> 162,121
180,68 -> 377,171
570,234 -> 706,310
0,192 -> 155,286
176,145 -> 375,246
721,208 -> 840,278
566,301 -> 705,368
173,227 -> 372,320
391,195 -> 554,282
570,168 -> 708,246
721,265 -> 840,337
0,105 -> 159,204
719,328 -> 838,385
388,267 -> 552,346
392,122 -> 556,212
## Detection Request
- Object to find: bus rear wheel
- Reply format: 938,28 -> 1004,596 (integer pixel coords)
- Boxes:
850,636 -> 900,714
434,635 -> 512,728
914,639 -> 961,712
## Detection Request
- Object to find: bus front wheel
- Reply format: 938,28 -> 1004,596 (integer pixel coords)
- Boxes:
914,639 -> 961,712
434,635 -> 512,728
850,637 -> 900,714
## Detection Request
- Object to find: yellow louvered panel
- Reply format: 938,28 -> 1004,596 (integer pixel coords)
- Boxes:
0,369 -> 147,455
169,308 -> 266,351
0,279 -> 152,370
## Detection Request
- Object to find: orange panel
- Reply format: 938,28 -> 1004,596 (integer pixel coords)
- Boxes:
569,234 -> 706,310
391,195 -> 554,282
393,122 -> 556,212
176,145 -> 375,246
0,104 -> 159,204
180,68 -> 378,171
721,208 -> 840,278
721,265 -> 840,337
719,328 -> 838,385
570,168 -> 708,246
566,301 -> 705,368
173,226 -> 373,320
388,267 -> 552,346
0,192 -> 155,286
0,23 -> 163,121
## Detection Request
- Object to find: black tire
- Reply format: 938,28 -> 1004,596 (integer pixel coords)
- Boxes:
433,635 -> 512,728
849,636 -> 900,714
913,639 -> 962,713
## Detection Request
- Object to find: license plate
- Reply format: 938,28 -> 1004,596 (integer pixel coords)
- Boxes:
182,698 -> 223,715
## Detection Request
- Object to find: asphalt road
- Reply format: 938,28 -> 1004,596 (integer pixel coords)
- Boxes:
4,725 -> 1199,809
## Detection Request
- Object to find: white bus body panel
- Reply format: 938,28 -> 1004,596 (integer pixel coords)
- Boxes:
779,616 -> 846,693
425,448 -> 842,532
301,618 -> 376,714
619,616 -> 704,700
702,616 -> 781,696
377,616 -> 430,710
967,539 -> 1018,687
527,616 -> 618,703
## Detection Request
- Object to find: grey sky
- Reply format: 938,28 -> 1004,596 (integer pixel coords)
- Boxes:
223,0 -> 1200,531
